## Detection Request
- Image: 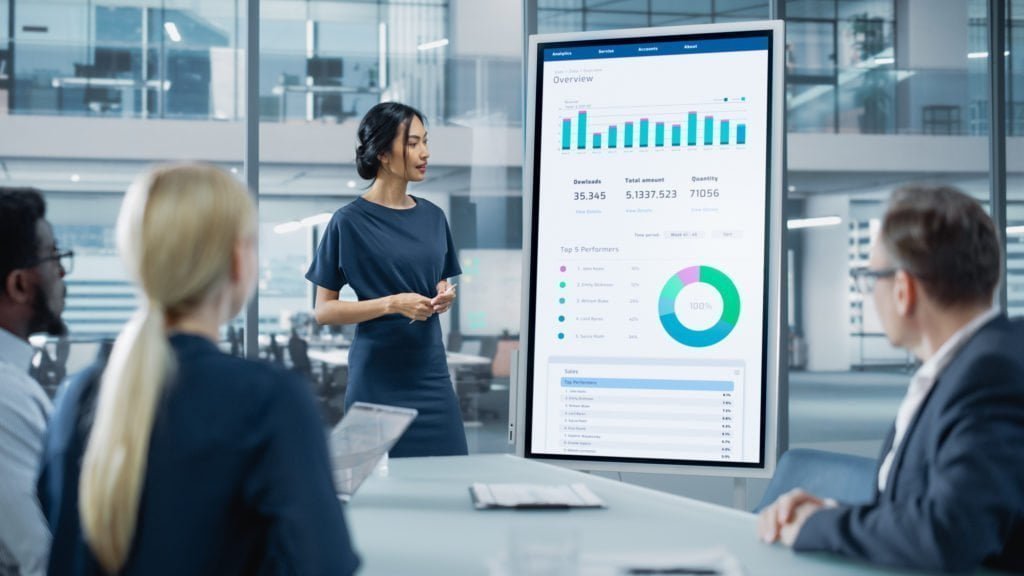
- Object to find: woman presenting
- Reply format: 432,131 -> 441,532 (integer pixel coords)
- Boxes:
307,102 -> 467,457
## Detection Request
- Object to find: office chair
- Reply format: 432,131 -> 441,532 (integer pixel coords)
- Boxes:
267,334 -> 285,365
288,329 -> 342,425
29,347 -> 60,398
75,58 -> 124,114
287,330 -> 313,379
228,326 -> 242,357
306,56 -> 344,120
754,448 -> 877,513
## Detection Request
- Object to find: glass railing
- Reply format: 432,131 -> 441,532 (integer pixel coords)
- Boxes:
4,38 -> 1021,136
787,64 -> 1024,136
1,39 -> 523,127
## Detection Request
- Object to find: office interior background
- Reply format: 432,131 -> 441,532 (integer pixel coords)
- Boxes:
1,0 -> 1021,505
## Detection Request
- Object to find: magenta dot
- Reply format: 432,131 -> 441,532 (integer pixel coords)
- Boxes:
560,266 -> 566,272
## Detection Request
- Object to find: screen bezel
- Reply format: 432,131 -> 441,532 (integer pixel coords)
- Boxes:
517,21 -> 785,478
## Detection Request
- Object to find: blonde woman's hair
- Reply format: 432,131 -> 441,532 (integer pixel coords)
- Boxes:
79,163 -> 255,573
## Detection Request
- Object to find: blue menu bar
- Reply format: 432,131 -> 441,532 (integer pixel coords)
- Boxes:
543,36 -> 767,62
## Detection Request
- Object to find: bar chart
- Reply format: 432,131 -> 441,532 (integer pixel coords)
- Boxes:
559,103 -> 749,152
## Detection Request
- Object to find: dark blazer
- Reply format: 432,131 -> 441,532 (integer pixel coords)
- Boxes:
37,334 -> 360,576
795,315 -> 1024,573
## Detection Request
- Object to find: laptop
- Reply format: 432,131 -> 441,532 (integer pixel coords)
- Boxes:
329,402 -> 417,502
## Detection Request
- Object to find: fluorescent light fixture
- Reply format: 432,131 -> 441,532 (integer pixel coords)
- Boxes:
787,216 -> 842,230
300,213 -> 333,227
1007,225 -> 1024,236
969,50 -> 1011,59
164,22 -> 182,43
347,180 -> 357,189
787,184 -> 796,193
70,174 -> 80,182
275,213 -> 334,234
230,167 -> 239,174
273,221 -> 303,235
873,57 -> 894,65
417,38 -> 449,51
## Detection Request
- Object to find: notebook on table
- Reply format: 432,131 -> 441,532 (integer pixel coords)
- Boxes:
469,482 -> 605,510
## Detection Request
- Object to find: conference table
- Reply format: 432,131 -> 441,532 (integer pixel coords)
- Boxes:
344,454 -> 932,576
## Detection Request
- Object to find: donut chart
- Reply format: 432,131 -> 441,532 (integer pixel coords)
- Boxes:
658,266 -> 740,347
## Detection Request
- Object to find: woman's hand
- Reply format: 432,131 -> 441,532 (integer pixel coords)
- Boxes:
432,280 -> 456,314
389,293 -> 435,322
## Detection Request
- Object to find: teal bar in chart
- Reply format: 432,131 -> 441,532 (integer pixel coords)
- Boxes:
624,122 -> 634,148
704,115 -> 714,145
639,118 -> 649,147
737,123 -> 747,144
593,133 -> 601,149
720,120 -> 730,144
671,124 -> 681,146
608,125 -> 618,148
577,111 -> 587,149
655,122 -> 665,147
687,112 -> 697,146
562,119 -> 571,150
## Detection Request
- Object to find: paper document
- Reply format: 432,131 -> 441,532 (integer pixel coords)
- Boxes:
470,483 -> 605,509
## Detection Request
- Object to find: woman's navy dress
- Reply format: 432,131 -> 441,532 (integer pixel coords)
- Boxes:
306,196 -> 467,457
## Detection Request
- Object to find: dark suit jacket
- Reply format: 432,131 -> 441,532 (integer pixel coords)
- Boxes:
795,315 -> 1024,573
37,334 -> 360,576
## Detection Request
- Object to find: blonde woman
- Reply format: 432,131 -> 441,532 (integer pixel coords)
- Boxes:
37,164 -> 359,576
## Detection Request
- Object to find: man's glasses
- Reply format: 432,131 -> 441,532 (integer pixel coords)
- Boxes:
26,249 -> 75,275
850,267 -> 897,294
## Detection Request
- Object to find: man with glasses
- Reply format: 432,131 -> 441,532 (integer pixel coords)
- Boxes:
0,187 -> 70,576
759,185 -> 1024,572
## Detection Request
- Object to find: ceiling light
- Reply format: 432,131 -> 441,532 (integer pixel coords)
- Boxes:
273,221 -> 303,234
300,213 -> 333,227
1007,225 -> 1024,236
347,180 -> 357,189
70,174 -> 80,182
417,38 -> 449,51
164,22 -> 182,43
968,51 -> 1010,59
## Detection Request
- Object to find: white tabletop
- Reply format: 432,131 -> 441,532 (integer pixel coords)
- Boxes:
345,454 -> 930,576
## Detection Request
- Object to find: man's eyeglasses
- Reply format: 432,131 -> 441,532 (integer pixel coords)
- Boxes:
26,249 -> 75,275
850,267 -> 897,294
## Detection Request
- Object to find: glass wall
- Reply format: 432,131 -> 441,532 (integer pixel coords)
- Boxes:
1010,0 -> 1024,319
253,0 -> 522,453
521,0 -> 1013,464
538,0 -> 769,33
3,0 -> 1018,459
1,0 -> 523,453
8,0 -> 244,119
0,1 -> 248,399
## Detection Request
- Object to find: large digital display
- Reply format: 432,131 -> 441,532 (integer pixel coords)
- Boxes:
524,26 -> 780,470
